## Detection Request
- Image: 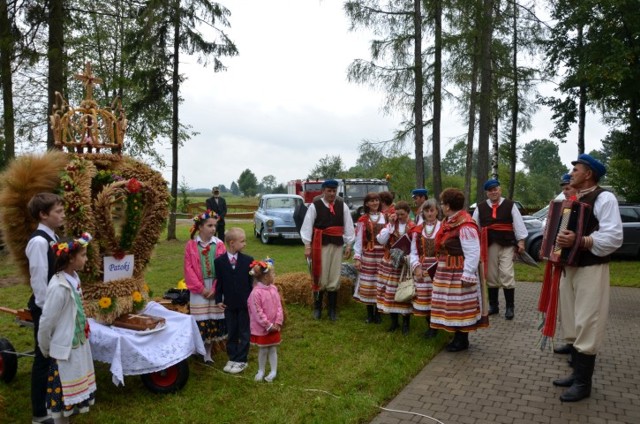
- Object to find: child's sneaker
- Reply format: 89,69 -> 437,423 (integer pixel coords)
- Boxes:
265,371 -> 277,382
229,362 -> 248,374
223,361 -> 236,373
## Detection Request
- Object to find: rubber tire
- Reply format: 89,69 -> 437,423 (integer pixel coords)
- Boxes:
530,238 -> 543,262
140,359 -> 189,394
0,338 -> 18,383
260,228 -> 272,245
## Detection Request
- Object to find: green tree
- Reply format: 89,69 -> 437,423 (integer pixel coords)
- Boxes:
238,169 -> 258,197
230,181 -> 240,196
344,0 -> 428,188
260,175 -> 277,194
521,139 -> 567,180
132,0 -> 238,240
309,155 -> 345,179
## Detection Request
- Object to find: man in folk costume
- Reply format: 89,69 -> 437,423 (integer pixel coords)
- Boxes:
301,179 -> 355,321
552,154 -> 622,402
411,188 -> 428,225
542,173 -> 577,356
472,179 -> 528,320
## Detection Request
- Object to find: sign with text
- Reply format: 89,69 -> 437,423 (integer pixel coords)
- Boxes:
103,255 -> 135,282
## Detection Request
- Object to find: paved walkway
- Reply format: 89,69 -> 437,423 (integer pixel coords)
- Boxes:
371,281 -> 640,424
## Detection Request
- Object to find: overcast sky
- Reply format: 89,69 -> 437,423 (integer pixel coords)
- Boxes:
161,0 -> 610,191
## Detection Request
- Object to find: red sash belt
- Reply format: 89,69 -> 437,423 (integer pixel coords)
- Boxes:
311,226 -> 344,291
480,223 -> 514,277
537,261 -> 562,341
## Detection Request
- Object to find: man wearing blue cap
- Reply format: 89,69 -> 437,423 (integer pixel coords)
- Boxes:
300,179 -> 355,321
472,179 -> 528,320
552,154 -> 622,402
411,188 -> 428,225
560,173 -> 577,201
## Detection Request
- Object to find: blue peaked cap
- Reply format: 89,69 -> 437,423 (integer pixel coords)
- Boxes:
483,179 -> 500,191
560,173 -> 571,186
322,179 -> 339,188
571,154 -> 606,180
411,188 -> 428,198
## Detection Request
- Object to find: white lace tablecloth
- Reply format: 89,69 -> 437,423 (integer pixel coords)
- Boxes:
89,301 -> 205,386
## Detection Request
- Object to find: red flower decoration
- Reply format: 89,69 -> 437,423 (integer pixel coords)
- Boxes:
113,249 -> 126,260
201,244 -> 211,256
126,178 -> 142,194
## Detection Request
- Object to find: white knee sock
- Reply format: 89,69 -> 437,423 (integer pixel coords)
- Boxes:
265,346 -> 278,382
204,342 -> 213,362
255,347 -> 268,381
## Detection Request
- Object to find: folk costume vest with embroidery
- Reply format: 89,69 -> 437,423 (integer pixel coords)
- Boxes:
414,223 -> 437,260
358,214 -> 384,251
576,187 -> 609,267
478,199 -> 515,246
313,198 -> 345,246
436,212 -> 477,258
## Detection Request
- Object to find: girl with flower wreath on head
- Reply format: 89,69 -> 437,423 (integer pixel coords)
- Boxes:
184,210 -> 227,362
38,233 -> 96,424
353,192 -> 387,324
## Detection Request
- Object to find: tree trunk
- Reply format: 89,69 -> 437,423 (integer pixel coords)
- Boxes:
508,3 -> 518,199
432,0 -> 443,200
0,0 -> 15,165
577,25 -> 586,155
491,109 -> 499,179
464,33 -> 480,208
47,0 -> 65,149
167,0 -> 180,241
413,0 -> 425,188
476,0 -> 494,203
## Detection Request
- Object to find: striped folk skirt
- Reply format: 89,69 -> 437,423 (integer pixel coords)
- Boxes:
430,255 -> 488,332
353,245 -> 385,304
412,257 -> 436,316
190,278 -> 227,343
377,256 -> 412,315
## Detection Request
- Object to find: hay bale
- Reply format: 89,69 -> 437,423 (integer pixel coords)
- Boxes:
275,272 -> 354,307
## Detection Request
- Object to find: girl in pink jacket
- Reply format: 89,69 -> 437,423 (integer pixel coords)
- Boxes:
248,258 -> 284,382
184,210 -> 227,362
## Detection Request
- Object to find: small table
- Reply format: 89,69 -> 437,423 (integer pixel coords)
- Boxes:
89,301 -> 205,386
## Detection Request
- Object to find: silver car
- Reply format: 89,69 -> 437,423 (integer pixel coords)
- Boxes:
254,194 -> 304,244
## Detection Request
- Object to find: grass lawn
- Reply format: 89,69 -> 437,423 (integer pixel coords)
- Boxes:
1,220 -> 638,423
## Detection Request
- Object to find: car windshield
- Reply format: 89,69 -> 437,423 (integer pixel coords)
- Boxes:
265,197 -> 300,210
531,205 -> 548,220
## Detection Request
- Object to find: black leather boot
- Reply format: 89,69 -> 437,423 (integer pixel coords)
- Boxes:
488,288 -> 499,315
313,291 -> 323,320
446,331 -> 469,352
388,313 -> 399,332
553,346 -> 578,386
327,291 -> 338,321
402,315 -> 411,335
365,305 -> 375,323
504,288 -> 515,320
373,307 -> 382,324
560,352 -> 596,402
424,314 -> 438,339
554,344 -> 573,355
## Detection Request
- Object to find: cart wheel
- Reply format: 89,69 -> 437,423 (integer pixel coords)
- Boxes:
140,359 -> 189,393
0,338 -> 18,383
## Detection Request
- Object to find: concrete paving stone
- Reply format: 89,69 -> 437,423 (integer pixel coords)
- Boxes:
371,282 -> 640,424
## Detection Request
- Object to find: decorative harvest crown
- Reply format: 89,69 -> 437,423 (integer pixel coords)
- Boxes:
50,232 -> 93,256
50,62 -> 126,154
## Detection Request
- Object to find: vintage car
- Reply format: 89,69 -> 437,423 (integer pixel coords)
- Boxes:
253,194 -> 305,244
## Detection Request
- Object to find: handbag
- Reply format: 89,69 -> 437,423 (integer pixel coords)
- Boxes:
394,258 -> 415,303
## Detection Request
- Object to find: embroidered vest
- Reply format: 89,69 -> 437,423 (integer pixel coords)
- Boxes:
313,198 -> 345,246
577,187 -> 610,267
478,199 -> 516,246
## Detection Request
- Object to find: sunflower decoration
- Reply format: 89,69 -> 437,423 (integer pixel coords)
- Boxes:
131,290 -> 146,311
98,296 -> 116,314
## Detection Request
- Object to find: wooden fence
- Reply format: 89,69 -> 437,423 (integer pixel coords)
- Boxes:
186,202 -> 256,219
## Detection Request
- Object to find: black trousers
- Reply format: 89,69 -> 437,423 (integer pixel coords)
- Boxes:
225,307 -> 250,363
29,302 -> 51,417
216,219 -> 226,241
